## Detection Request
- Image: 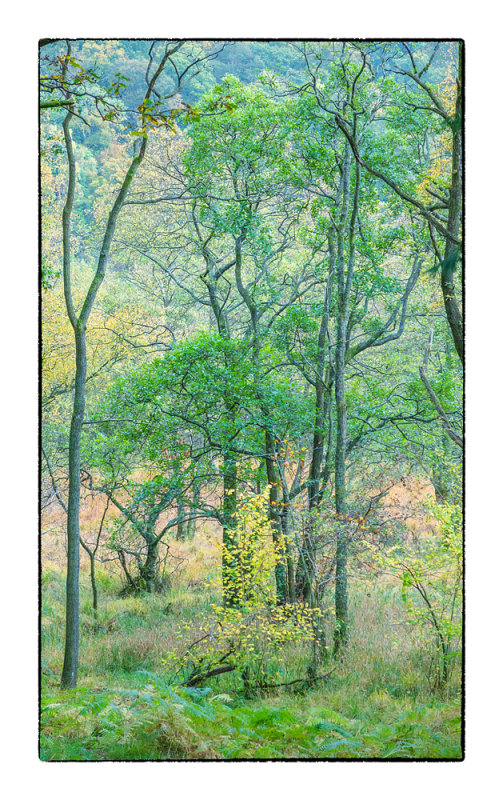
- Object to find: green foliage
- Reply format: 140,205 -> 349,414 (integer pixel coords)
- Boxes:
40,671 -> 461,760
41,257 -> 61,290
41,555 -> 462,761
363,499 -> 462,690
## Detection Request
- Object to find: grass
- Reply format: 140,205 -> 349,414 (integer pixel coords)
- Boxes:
40,542 -> 462,761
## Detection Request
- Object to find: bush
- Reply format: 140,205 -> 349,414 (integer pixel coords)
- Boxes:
167,491 -> 318,691
362,499 -> 462,691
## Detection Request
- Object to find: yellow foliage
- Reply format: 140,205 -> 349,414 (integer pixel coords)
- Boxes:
167,490 -> 318,688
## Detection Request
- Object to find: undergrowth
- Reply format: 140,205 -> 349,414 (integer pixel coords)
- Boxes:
40,669 -> 461,761
40,561 -> 462,761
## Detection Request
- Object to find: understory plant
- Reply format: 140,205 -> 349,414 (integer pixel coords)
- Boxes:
167,490 -> 319,691
362,498 -> 462,690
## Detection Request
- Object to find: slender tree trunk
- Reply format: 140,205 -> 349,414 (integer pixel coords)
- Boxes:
264,431 -> 287,605
79,539 -> 98,614
57,39 -> 172,687
89,553 -> 98,614
117,549 -> 136,591
278,469 -> 299,603
201,254 -> 240,606
61,327 -> 86,688
59,137 -> 144,685
296,382 -> 327,603
441,89 -> 463,365
295,319 -> 333,602
176,497 -> 187,540
333,317 -> 349,656
295,144 -> 350,607
332,148 -> 356,656
333,288 -> 349,655
222,449 -> 238,607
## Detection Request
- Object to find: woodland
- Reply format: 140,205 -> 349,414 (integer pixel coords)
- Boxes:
40,39 -> 463,761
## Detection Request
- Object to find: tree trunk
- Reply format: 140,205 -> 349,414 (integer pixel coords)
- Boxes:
79,537 -> 98,615
59,93 -> 146,688
264,431 -> 287,605
140,536 -> 158,593
61,326 -> 86,688
222,450 -> 238,607
89,553 -> 98,614
176,497 -> 187,540
441,102 -> 463,365
295,323 -> 333,603
333,313 -> 349,657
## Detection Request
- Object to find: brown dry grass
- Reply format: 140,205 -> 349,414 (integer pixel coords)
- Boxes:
383,478 -> 437,541
42,477 -> 436,568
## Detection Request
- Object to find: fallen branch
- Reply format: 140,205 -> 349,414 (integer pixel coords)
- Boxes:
257,664 -> 338,691
183,664 -> 237,687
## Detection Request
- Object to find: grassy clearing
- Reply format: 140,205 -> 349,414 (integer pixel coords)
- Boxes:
40,548 -> 462,761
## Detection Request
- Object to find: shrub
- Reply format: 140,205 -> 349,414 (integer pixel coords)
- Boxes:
167,491 -> 318,691
362,499 -> 462,691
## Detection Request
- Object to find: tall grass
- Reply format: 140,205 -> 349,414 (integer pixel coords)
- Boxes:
40,542 -> 462,760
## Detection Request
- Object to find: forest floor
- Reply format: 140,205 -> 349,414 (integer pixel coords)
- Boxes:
40,502 -> 462,760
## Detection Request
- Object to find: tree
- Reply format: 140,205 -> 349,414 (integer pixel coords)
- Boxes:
83,369 -> 219,594
42,39 -> 226,688
301,41 -> 463,366
277,54 -> 425,649
117,77 -> 315,605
